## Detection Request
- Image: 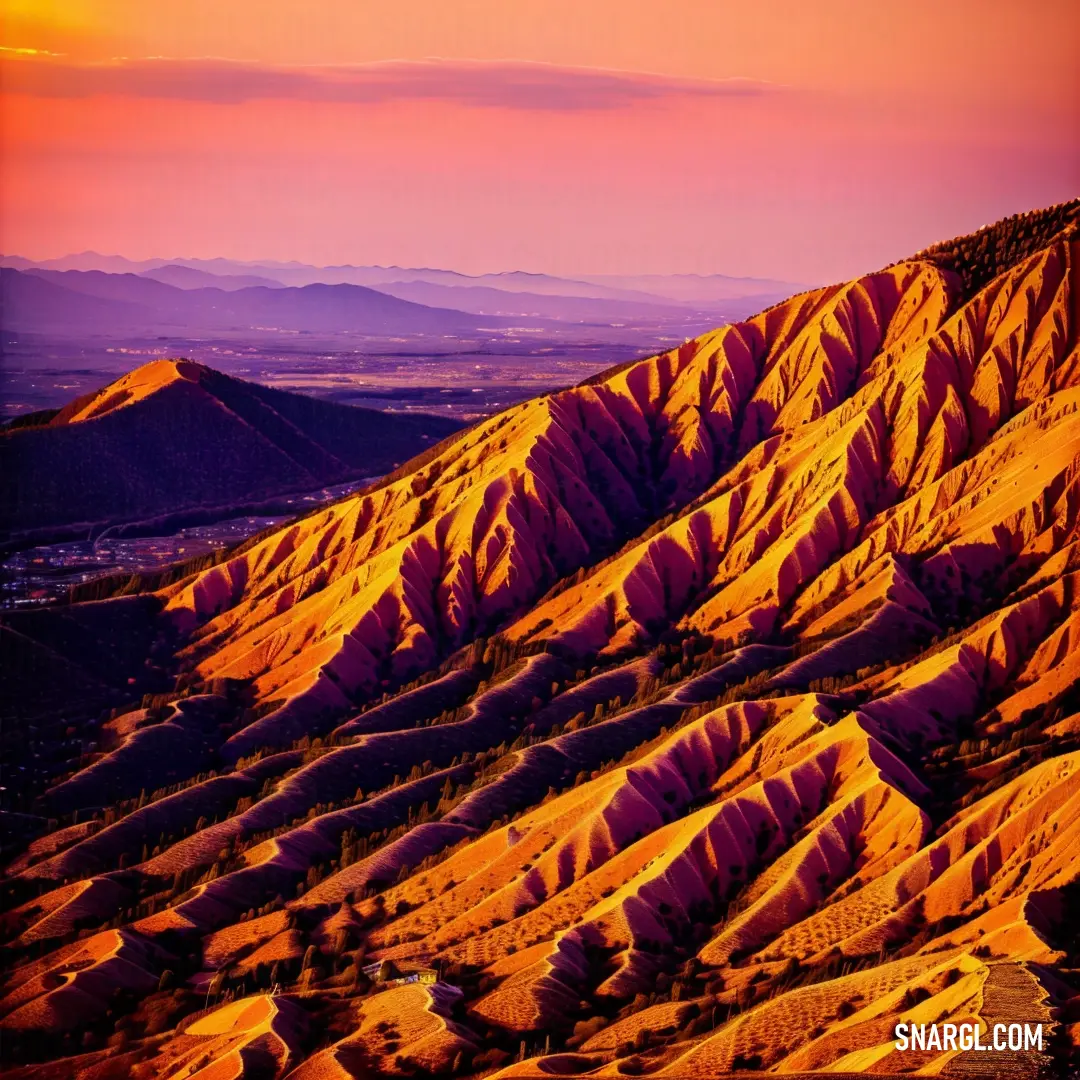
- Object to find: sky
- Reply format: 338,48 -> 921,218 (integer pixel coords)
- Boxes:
1,1 -> 1078,283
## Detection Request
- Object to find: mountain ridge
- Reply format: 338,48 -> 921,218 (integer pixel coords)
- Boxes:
2,203 -> 1080,1078
0,359 -> 462,547
1,251 -> 803,308
0,266 -> 519,338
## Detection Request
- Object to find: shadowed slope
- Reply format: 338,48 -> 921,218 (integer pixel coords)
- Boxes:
0,359 -> 461,545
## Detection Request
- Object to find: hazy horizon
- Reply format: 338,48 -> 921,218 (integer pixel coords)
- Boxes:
3,1 -> 1077,283
3,248 -> 810,285
4,186 -> 1073,287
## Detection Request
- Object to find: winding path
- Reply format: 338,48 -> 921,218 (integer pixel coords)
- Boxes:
943,963 -> 1058,1079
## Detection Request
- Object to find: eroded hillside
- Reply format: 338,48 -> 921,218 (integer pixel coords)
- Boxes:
3,202 -> 1080,1079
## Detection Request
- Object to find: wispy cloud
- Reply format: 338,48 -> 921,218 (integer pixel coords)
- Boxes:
0,53 -> 779,110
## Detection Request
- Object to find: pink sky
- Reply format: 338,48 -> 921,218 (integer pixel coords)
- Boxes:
2,1 -> 1077,282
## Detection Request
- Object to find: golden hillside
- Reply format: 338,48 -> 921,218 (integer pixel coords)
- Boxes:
3,201 -> 1079,1079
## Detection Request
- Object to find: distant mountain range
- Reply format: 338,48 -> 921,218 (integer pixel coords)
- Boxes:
0,359 -> 462,546
366,278 -> 763,323
0,267 -> 513,339
139,264 -> 286,291
0,252 -> 802,325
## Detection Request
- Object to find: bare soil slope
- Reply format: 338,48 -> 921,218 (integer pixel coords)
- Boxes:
3,201 -> 1080,1079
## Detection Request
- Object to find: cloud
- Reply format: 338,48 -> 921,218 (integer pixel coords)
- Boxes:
0,53 -> 779,110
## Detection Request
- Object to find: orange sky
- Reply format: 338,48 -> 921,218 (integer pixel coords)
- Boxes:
2,1 -> 1077,280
